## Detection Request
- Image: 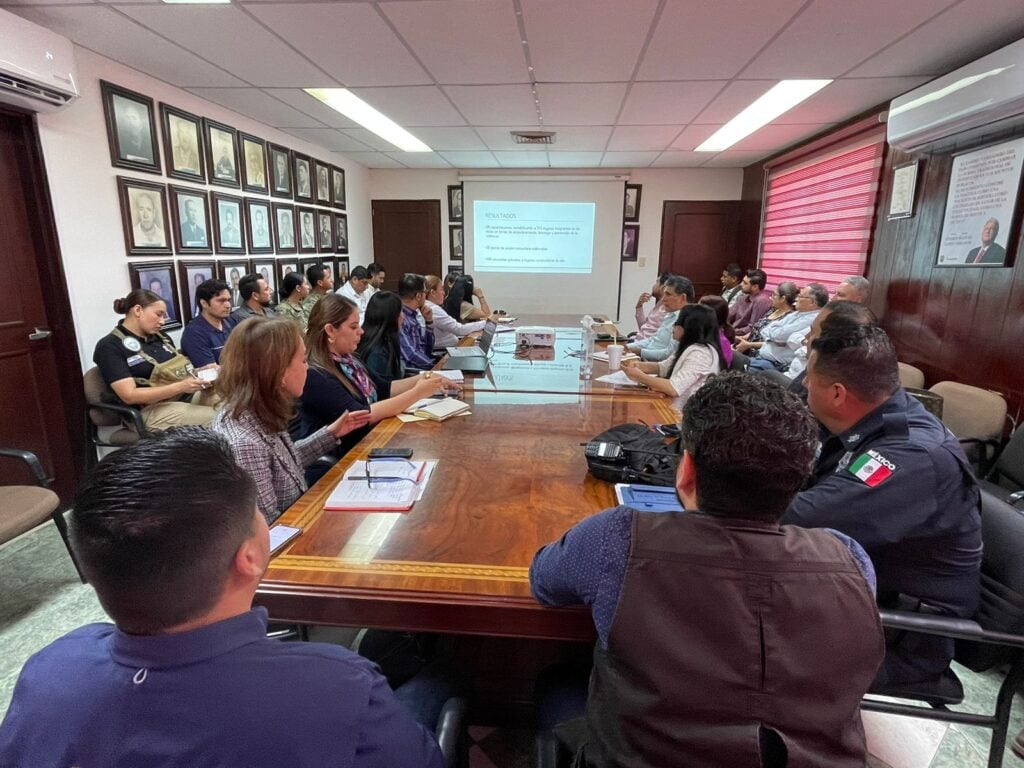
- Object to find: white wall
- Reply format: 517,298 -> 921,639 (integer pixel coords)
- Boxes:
369,167 -> 742,328
35,47 -> 371,367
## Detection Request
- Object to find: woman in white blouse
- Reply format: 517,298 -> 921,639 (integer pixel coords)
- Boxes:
424,274 -> 487,350
623,304 -> 723,404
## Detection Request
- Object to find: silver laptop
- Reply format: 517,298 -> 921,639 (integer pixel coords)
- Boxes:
446,320 -> 496,358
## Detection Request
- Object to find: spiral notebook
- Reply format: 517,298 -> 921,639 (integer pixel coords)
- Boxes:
324,460 -> 435,512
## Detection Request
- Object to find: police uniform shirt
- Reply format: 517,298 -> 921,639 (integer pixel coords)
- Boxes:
93,322 -> 177,405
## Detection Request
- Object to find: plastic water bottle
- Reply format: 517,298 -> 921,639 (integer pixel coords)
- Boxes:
580,315 -> 595,380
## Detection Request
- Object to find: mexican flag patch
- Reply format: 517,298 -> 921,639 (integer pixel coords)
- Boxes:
848,450 -> 896,487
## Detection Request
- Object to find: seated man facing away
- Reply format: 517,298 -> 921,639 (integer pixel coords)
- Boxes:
0,429 -> 443,768
531,373 -> 884,767
784,324 -> 982,688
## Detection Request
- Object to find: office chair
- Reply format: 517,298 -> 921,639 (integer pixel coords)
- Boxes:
861,490 -> 1024,768
0,447 -> 83,581
979,428 -> 1024,507
83,367 -> 150,472
897,361 -> 925,389
928,381 -> 1007,474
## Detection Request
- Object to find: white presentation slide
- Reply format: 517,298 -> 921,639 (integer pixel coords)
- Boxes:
473,200 -> 596,274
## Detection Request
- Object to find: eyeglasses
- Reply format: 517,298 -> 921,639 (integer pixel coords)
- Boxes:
364,457 -> 419,488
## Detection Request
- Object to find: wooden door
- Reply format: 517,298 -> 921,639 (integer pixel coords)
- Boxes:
0,107 -> 85,500
370,200 -> 442,291
659,200 -> 761,297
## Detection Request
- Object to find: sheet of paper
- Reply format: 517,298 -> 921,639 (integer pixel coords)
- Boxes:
596,370 -> 644,387
327,462 -> 437,510
593,350 -> 639,362
434,369 -> 464,382
396,412 -> 428,423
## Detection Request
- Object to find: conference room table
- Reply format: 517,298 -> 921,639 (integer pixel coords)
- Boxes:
255,316 -> 678,642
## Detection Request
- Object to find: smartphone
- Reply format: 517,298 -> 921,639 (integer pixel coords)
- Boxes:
369,447 -> 414,460
269,525 -> 301,556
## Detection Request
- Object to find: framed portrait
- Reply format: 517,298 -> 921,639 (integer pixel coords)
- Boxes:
296,206 -> 318,254
252,258 -> 278,305
160,104 -> 204,182
448,184 -> 463,222
335,212 -> 349,254
130,261 -> 181,330
218,259 -> 252,311
317,210 -> 334,253
101,81 -> 160,174
624,184 -> 642,222
240,133 -> 269,194
621,224 -> 639,262
293,153 -> 314,202
272,203 -> 297,254
298,257 -> 321,286
337,257 -> 350,282
169,185 -> 212,255
331,166 -> 347,209
117,176 -> 172,256
314,160 -> 331,205
245,198 -> 274,254
203,119 -> 239,189
321,257 -> 337,287
449,225 -> 463,261
268,143 -> 293,199
210,192 -> 246,254
176,260 -> 216,323
447,264 -> 463,279
887,160 -> 919,221
277,258 -> 300,285
936,136 -> 1024,268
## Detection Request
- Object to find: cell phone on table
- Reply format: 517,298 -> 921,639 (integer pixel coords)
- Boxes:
269,525 -> 301,556
368,447 -> 414,460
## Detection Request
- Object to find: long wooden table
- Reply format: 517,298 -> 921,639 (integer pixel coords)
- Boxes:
255,322 -> 676,641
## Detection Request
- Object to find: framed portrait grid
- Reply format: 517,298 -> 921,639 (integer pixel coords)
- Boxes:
102,81 -> 161,175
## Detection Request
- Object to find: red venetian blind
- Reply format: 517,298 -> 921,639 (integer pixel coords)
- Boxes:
758,128 -> 886,292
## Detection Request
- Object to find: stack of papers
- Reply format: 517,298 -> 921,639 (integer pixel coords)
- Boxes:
325,460 -> 436,512
434,369 -> 464,383
414,398 -> 471,421
593,350 -> 639,363
595,370 -> 644,387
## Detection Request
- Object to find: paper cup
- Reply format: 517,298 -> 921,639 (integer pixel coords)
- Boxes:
606,344 -> 624,370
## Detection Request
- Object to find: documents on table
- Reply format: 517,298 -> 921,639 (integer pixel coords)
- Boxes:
595,370 -> 644,387
398,397 -> 472,423
325,460 -> 436,512
593,350 -> 639,363
434,369 -> 464,383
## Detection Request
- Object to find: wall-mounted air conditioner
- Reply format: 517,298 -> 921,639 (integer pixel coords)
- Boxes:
0,8 -> 79,113
887,37 -> 1024,153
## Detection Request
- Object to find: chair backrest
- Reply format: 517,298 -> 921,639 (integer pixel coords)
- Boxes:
83,367 -> 121,427
897,362 -> 925,389
994,428 -> 1024,489
927,381 -> 1006,440
957,490 -> 1024,671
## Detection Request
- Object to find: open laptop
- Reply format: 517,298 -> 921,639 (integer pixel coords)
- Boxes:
442,320 -> 496,373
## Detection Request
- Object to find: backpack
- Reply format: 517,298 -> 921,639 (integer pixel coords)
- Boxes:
585,423 -> 680,487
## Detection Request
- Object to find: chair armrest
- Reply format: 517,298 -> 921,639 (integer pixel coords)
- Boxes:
879,609 -> 1024,649
0,448 -> 49,487
435,696 -> 467,768
87,400 -> 151,437
1008,490 -> 1024,506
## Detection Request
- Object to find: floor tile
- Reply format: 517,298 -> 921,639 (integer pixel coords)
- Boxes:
863,710 -> 948,768
930,726 -> 988,768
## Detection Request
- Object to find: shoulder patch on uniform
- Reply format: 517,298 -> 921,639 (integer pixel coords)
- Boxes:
848,450 -> 896,487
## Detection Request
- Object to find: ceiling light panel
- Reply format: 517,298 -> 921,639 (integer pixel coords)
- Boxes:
306,88 -> 432,152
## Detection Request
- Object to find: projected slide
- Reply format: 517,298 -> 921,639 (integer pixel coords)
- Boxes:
474,200 -> 595,274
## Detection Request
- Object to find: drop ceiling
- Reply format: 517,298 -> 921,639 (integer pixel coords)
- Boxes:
7,0 -> 1024,170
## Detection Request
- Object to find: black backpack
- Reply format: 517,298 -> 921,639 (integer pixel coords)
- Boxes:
585,423 -> 680,487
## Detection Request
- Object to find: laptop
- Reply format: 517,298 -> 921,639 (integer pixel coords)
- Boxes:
443,320 -> 497,373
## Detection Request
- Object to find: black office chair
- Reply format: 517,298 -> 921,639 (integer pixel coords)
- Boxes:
83,367 -> 151,472
980,428 -> 1024,507
861,490 -> 1024,768
436,696 -> 469,768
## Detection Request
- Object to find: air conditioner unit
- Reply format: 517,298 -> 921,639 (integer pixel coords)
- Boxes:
887,37 -> 1024,153
0,8 -> 79,113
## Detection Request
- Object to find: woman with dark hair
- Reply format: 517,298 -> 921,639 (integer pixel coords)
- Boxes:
298,294 -> 452,457
356,291 -> 405,392
443,274 -> 491,321
212,316 -> 370,522
276,270 -> 311,331
622,304 -> 723,404
698,294 -> 735,367
734,281 -> 797,354
93,289 -> 215,430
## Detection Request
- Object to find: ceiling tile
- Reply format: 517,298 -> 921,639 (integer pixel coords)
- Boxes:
340,128 -> 401,152
436,151 -> 499,168
701,150 -> 770,167
638,0 -> 805,80
115,4 -> 333,87
740,0 -> 956,79
542,127 -> 612,151
730,123 -> 832,152
848,0 -> 1024,78
651,151 -> 709,167
245,3 -> 431,87
492,151 -> 551,168
546,152 -> 607,167
475,127 -> 547,152
536,83 -> 628,125
774,77 -> 931,124
600,151 -> 660,167
263,89 -> 359,128
186,87 -> 324,128
382,0 -> 528,84
607,125 -> 682,151
282,128 -> 375,153
521,0 -> 658,82
671,125 -> 718,151
408,127 -> 486,151
385,152 -> 452,169
618,81 -> 725,125
339,151 -> 404,169
10,6 -> 245,87
693,80 -> 775,124
348,86 -> 464,127
444,85 -> 539,126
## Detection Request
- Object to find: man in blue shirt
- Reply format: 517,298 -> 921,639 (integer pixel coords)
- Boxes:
0,428 -> 443,768
397,272 -> 437,370
180,278 -> 236,366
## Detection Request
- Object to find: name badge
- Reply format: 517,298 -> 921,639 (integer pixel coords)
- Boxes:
126,354 -> 145,367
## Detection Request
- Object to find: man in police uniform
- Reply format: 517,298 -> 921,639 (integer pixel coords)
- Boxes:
784,324 -> 982,687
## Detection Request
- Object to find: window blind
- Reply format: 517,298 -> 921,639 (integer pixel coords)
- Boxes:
758,128 -> 886,292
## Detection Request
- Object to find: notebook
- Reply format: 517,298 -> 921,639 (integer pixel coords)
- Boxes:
413,398 -> 471,421
324,460 -> 433,511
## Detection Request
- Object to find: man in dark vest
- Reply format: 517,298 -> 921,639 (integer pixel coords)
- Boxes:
530,372 -> 885,767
